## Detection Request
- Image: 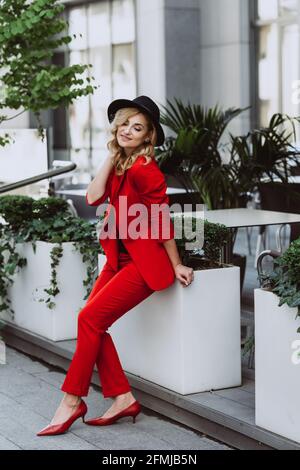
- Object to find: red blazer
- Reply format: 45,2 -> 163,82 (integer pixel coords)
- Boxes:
86,155 -> 176,291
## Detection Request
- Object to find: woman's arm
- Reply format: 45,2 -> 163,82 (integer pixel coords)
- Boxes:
132,159 -> 194,287
162,239 -> 182,270
86,155 -> 114,205
163,239 -> 194,287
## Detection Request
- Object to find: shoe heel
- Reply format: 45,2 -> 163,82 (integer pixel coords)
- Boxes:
82,414 -> 87,423
132,413 -> 139,423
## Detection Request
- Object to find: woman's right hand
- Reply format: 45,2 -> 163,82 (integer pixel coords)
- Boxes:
174,263 -> 194,287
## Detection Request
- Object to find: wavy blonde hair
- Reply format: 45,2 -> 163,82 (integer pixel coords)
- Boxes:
107,107 -> 158,175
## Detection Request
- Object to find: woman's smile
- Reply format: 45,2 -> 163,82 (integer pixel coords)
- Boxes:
120,135 -> 132,141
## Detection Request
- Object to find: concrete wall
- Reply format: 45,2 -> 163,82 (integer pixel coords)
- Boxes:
164,0 -> 201,105
135,0 -> 166,107
199,0 -> 252,137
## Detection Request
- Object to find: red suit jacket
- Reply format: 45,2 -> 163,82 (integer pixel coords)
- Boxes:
86,155 -> 176,291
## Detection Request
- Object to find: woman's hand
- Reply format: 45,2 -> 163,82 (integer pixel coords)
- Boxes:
174,263 -> 194,287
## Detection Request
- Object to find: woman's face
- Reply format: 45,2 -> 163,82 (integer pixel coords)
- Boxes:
116,112 -> 152,154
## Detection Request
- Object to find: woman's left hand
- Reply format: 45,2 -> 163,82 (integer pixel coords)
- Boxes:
174,264 -> 194,287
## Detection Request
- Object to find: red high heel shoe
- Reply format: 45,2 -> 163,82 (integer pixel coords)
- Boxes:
36,399 -> 87,436
85,400 -> 141,426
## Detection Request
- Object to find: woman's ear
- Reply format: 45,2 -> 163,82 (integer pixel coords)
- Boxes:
145,130 -> 153,144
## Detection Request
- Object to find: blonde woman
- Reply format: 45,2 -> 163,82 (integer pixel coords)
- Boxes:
37,96 -> 194,436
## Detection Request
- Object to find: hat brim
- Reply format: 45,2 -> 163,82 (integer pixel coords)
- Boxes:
107,99 -> 165,147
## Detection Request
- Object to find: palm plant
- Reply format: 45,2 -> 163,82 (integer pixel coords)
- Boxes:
156,98 -> 249,209
230,113 -> 300,192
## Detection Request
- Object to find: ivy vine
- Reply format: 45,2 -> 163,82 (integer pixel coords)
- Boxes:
0,195 -> 103,318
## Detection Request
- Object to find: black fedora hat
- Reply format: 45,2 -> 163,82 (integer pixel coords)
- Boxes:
107,95 -> 165,147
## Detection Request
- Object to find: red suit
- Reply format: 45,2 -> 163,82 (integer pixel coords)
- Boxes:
89,154 -> 176,290
61,155 -> 176,397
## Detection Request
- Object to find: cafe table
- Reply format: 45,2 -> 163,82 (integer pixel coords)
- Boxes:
180,208 -> 300,264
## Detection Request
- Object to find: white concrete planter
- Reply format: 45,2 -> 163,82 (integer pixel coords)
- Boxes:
98,254 -> 241,395
0,241 -> 88,341
255,289 -> 300,444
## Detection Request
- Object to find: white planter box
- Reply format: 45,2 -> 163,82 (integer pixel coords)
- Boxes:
0,241 -> 88,341
255,289 -> 300,444
98,254 -> 241,395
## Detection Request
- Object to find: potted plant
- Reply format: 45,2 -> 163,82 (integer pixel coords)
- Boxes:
157,98 -> 248,209
98,216 -> 241,395
254,239 -> 300,443
0,195 -> 101,341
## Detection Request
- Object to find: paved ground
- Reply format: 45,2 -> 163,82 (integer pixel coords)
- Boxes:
0,346 -> 232,450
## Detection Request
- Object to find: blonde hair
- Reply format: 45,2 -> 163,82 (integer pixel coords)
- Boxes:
107,107 -> 158,175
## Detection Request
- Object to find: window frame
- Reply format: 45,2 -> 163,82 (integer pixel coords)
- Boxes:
47,0 -> 138,174
252,0 -> 300,128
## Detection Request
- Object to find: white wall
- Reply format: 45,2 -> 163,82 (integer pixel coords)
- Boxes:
0,108 -> 30,129
135,0 -> 166,107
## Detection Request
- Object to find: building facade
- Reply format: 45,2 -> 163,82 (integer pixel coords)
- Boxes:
2,0 -> 300,182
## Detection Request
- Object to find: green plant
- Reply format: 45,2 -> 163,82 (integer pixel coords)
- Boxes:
0,0 -> 97,144
156,98 -> 249,209
172,214 -> 230,268
0,195 -> 103,317
230,113 -> 300,192
259,238 -> 300,333
157,100 -> 300,210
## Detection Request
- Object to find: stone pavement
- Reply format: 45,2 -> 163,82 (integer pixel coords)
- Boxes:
0,346 -> 232,451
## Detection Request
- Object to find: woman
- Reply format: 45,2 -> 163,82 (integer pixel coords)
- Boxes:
37,95 -> 194,436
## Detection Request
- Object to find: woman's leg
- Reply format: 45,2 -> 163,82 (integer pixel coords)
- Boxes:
85,258 -> 133,398
48,261 -> 118,426
60,257 -> 154,398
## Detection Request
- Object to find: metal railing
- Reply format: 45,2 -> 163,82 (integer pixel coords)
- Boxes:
0,162 -> 76,195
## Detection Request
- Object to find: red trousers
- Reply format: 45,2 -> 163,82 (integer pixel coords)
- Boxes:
61,252 -> 154,398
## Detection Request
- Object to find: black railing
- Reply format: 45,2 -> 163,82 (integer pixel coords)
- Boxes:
0,163 -> 76,194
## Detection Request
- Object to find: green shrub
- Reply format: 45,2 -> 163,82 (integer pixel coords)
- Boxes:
259,237 -> 300,332
172,214 -> 230,268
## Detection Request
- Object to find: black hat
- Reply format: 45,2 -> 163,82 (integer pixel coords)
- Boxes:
107,95 -> 165,147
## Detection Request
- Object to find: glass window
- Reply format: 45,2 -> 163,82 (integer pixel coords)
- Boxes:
279,0 -> 299,15
112,43 -> 136,99
255,0 -> 300,136
52,0 -> 137,180
258,0 -> 279,20
88,2 -> 110,48
257,0 -> 298,19
257,24 -> 279,124
68,7 -> 88,51
282,23 -> 300,117
69,50 -> 91,151
112,0 -> 135,44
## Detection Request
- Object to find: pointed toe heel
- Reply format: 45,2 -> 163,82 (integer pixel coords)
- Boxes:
85,400 -> 141,426
37,399 -> 88,436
